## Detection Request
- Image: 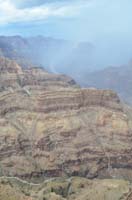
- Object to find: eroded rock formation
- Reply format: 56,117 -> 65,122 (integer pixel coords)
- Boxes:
0,57 -> 132,181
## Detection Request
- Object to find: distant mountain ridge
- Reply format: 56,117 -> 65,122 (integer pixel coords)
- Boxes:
0,35 -> 94,75
82,62 -> 132,104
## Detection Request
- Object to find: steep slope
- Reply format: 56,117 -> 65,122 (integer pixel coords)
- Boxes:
0,57 -> 132,182
81,62 -> 132,104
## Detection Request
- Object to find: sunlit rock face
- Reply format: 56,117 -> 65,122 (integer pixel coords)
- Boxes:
0,57 -> 132,181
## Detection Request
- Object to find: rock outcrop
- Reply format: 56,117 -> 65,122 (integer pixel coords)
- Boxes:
0,57 -> 132,182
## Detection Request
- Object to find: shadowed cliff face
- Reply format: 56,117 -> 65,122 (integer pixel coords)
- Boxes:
0,57 -> 132,182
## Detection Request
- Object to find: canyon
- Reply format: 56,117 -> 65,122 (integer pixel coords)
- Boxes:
0,56 -> 132,199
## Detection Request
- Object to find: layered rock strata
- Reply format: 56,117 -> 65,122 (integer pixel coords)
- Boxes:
0,57 -> 132,181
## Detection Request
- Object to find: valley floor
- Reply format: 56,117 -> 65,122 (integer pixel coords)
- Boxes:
0,176 -> 131,200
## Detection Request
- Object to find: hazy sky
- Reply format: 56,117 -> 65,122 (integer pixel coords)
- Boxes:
0,0 -> 132,67
0,0 -> 131,41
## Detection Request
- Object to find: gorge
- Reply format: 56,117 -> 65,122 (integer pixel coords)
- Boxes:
0,56 -> 132,199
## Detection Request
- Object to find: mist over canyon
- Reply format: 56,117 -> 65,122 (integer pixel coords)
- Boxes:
1,35 -> 132,105
1,0 -> 132,199
1,35 -> 132,73
0,35 -> 132,199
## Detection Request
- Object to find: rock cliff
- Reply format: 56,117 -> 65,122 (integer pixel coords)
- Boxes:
0,57 -> 132,182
